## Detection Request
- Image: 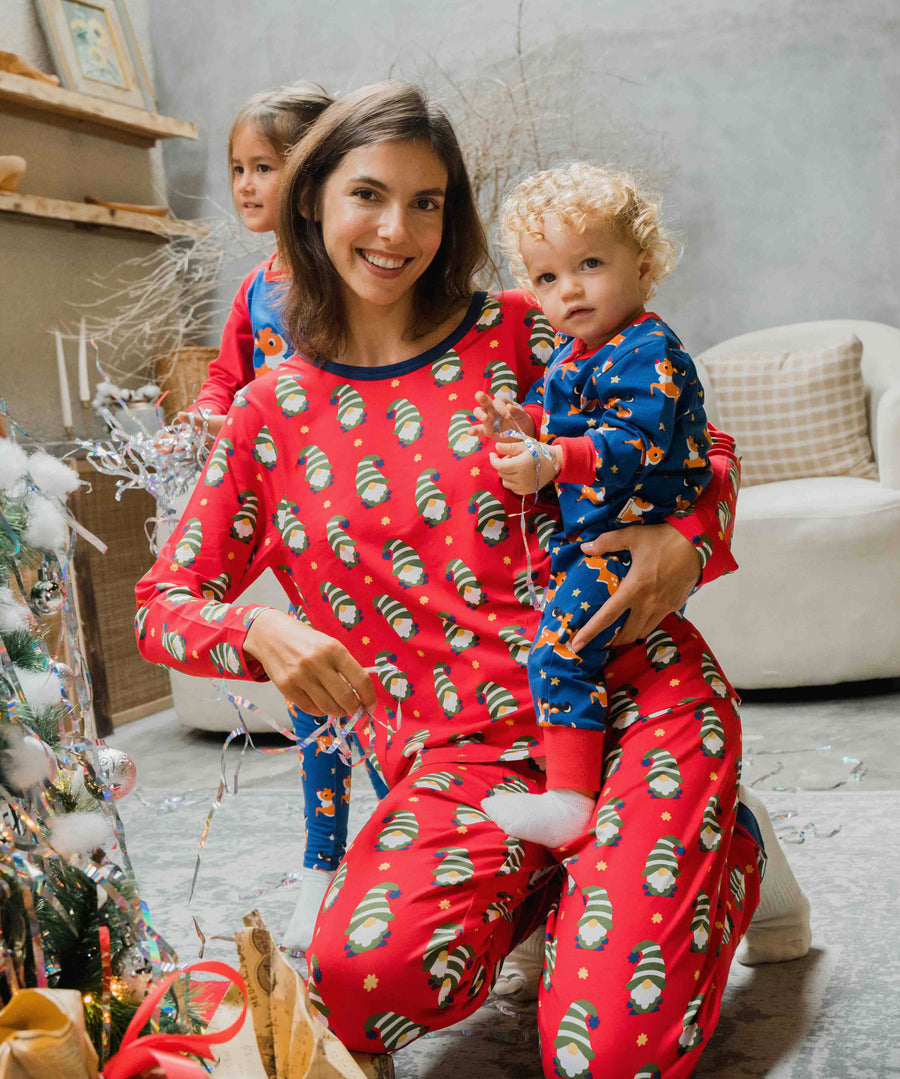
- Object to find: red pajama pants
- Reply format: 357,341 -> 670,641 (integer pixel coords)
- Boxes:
308,694 -> 761,1079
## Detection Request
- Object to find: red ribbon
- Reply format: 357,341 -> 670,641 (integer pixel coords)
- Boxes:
101,960 -> 247,1079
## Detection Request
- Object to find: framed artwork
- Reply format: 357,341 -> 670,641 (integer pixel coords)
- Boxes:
34,0 -> 156,111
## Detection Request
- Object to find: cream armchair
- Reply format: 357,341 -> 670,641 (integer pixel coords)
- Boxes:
687,320 -> 900,689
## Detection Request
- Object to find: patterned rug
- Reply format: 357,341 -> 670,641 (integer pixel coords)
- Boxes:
118,787 -> 899,1078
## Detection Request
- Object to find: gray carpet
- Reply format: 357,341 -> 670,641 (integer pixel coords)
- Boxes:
117,787 -> 898,1078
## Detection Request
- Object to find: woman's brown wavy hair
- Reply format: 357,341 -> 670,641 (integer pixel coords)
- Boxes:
277,81 -> 489,363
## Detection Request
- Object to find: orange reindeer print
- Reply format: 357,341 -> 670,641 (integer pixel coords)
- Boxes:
577,484 -> 607,506
583,554 -> 623,594
683,435 -> 708,469
649,357 -> 680,398
618,495 -> 655,524
254,326 -> 291,372
314,787 -> 335,818
533,607 -> 581,663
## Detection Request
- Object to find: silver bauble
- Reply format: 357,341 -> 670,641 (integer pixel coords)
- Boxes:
97,746 -> 137,800
30,579 -> 65,615
112,942 -> 153,1002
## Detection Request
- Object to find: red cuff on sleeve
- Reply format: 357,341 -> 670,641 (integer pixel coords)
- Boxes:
554,435 -> 599,486
541,726 -> 606,792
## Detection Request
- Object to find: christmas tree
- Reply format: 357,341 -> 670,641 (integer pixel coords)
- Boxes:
0,417 -> 202,1065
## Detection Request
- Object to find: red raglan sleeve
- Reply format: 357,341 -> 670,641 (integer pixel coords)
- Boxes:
665,423 -> 740,587
134,397 -> 277,681
188,270 -> 257,416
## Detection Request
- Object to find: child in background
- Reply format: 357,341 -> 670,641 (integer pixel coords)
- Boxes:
473,162 -> 712,848
181,84 -> 388,952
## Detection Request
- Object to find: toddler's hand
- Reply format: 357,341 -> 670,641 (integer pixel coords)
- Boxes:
176,410 -> 227,440
471,391 -> 535,442
490,439 -> 559,496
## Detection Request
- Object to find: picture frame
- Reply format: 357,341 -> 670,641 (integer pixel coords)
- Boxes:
34,0 -> 156,112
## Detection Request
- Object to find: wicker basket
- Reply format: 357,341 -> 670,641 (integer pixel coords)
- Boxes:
153,346 -> 218,422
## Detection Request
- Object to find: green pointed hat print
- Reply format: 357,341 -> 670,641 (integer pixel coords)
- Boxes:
553,999 -> 598,1078
374,593 -> 419,640
330,383 -> 367,429
356,455 -> 391,507
387,397 -> 423,445
204,438 -> 233,487
173,518 -> 203,566
252,425 -> 278,470
431,348 -> 462,385
446,558 -> 485,607
298,444 -> 333,492
414,468 -> 450,526
447,408 -> 481,458
326,515 -> 359,567
275,373 -> 309,416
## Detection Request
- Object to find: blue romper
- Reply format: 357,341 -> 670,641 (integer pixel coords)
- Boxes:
524,313 -> 712,733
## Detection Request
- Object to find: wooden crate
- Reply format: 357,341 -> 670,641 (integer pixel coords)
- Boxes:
70,461 -> 171,732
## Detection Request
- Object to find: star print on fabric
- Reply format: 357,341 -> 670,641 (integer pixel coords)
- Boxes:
323,499 -> 331,508
414,453 -> 422,462
595,861 -> 607,871
610,375 -> 620,383
445,536 -> 453,545
661,811 -> 671,821
611,464 -> 618,473
264,537 -> 271,545
378,862 -> 391,871
364,575 -> 372,584
227,552 -> 235,560
550,677 -> 560,686
169,564 -> 178,572
409,796 -> 420,802
669,678 -> 681,687
637,1033 -> 648,1046
503,555 -> 511,565
470,467 -> 480,476
490,339 -> 499,348
745,863 -> 756,874
457,825 -> 468,833
472,659 -> 480,669
709,771 -> 718,781
654,727 -> 665,737
256,473 -> 263,482
192,650 -> 199,659
381,516 -> 390,526
200,498 -> 208,506
487,613 -> 497,621
391,379 -> 400,388
362,636 -> 370,645
419,595 -> 429,605
652,913 -> 663,924
311,562 -> 318,570
300,425 -> 309,433
578,967 -> 588,980
580,602 -> 590,610
694,969 -> 701,980
439,899 -> 451,910
364,974 -> 379,991
449,393 -> 458,401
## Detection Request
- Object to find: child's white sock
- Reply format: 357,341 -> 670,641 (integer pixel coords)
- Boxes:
481,788 -> 595,848
282,867 -> 335,954
736,785 -> 811,965
492,925 -> 545,1001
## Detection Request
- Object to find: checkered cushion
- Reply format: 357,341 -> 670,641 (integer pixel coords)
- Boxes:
702,335 -> 878,487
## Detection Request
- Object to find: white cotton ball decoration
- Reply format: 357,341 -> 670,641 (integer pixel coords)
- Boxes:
0,586 -> 31,633
26,451 -> 79,500
13,665 -> 63,710
2,727 -> 58,789
0,440 -> 29,493
23,491 -> 67,552
49,811 -> 110,857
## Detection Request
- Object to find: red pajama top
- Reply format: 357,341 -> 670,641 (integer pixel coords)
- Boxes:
135,291 -> 739,790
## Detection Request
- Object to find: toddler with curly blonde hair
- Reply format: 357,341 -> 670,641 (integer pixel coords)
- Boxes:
473,162 -> 713,847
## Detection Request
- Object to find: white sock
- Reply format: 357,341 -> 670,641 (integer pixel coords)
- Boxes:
736,785 -> 811,965
492,925 -> 545,1001
282,867 -> 335,954
481,788 -> 595,848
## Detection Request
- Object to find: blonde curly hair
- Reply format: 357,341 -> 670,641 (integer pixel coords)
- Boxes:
500,162 -> 679,298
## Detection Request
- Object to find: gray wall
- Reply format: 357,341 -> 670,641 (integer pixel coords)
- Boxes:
147,0 -> 899,357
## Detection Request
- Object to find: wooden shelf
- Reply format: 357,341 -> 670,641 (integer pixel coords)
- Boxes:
0,190 -> 207,238
0,70 -> 197,145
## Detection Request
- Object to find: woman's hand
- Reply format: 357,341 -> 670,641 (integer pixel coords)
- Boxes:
471,391 -> 535,442
570,523 -> 702,651
244,609 -> 376,717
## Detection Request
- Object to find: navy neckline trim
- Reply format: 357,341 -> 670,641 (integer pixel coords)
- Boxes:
317,292 -> 487,380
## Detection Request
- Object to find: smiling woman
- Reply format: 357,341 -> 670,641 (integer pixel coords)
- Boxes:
135,80 -> 770,1079
277,82 -> 488,365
